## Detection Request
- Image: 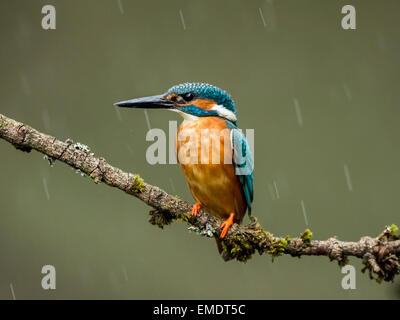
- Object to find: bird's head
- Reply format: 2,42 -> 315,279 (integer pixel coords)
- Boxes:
115,82 -> 237,124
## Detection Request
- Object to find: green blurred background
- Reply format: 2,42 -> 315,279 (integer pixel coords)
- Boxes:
0,0 -> 399,299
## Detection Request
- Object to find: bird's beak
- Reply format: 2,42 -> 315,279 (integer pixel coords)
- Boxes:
114,94 -> 174,109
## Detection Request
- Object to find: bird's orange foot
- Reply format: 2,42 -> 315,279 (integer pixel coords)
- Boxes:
220,213 -> 235,239
191,202 -> 201,217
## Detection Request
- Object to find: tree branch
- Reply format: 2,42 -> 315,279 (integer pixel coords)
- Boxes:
0,112 -> 399,282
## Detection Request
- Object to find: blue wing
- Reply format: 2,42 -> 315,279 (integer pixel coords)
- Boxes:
228,121 -> 254,215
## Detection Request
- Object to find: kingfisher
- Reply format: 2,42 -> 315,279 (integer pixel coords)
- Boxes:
115,83 -> 254,249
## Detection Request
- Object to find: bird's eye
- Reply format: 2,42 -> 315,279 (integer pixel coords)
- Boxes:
182,92 -> 194,102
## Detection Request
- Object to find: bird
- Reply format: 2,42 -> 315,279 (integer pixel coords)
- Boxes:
115,82 -> 254,252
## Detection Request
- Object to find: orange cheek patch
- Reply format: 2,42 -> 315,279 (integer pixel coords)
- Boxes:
184,99 -> 216,110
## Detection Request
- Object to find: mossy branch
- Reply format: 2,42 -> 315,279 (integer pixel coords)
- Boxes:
0,112 -> 399,282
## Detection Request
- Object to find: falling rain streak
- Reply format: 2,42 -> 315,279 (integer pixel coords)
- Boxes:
300,200 -> 309,226
143,110 -> 151,131
179,9 -> 186,30
293,98 -> 303,127
19,71 -> 31,96
273,180 -> 280,199
10,283 -> 16,300
258,8 -> 267,27
344,164 -> 353,191
115,107 -> 122,121
42,177 -> 50,200
117,0 -> 124,14
122,264 -> 129,281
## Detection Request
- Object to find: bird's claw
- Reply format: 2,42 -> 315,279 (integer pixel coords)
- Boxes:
220,213 -> 234,239
191,202 -> 201,217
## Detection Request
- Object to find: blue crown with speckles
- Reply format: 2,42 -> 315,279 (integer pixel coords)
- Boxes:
167,82 -> 236,114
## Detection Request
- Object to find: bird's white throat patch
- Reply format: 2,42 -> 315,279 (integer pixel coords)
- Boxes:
211,104 -> 237,122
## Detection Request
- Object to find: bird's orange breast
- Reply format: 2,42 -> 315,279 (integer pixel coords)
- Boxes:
176,117 -> 247,223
